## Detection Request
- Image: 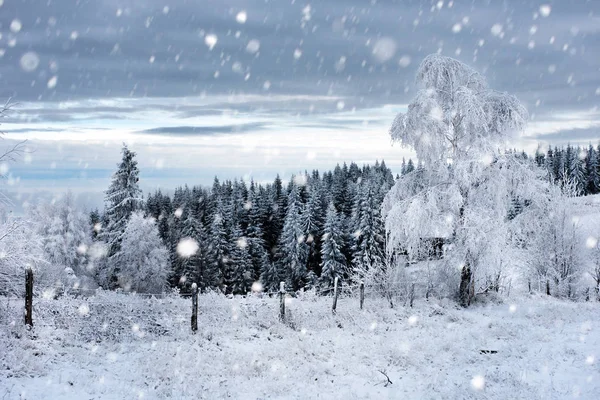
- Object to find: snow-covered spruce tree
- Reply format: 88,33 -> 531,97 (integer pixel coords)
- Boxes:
382,54 -> 528,306
302,181 -> 325,277
114,212 -> 169,293
246,182 -> 269,281
319,203 -> 347,291
352,182 -> 385,277
276,181 -> 308,290
206,203 -> 228,291
178,210 -> 208,290
227,224 -> 253,295
260,256 -> 281,293
99,144 -> 143,289
585,145 -> 600,195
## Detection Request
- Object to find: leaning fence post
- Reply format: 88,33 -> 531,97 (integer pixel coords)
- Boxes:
25,266 -> 33,327
191,283 -> 198,333
359,281 -> 365,310
279,282 -> 286,322
332,276 -> 339,314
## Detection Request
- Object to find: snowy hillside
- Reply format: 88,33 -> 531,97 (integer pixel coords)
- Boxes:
1,292 -> 598,399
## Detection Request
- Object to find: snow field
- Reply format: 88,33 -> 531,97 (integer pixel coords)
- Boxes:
1,292 -> 599,399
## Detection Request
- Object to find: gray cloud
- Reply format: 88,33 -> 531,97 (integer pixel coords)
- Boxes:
0,0 -> 597,119
138,122 -> 267,136
0,0 -> 599,204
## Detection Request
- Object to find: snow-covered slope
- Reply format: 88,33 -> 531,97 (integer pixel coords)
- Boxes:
1,292 -> 598,399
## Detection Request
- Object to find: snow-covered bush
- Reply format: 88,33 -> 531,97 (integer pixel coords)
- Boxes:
113,212 -> 169,293
0,213 -> 50,296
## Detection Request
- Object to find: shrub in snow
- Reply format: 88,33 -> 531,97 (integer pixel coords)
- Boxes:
113,212 -> 169,293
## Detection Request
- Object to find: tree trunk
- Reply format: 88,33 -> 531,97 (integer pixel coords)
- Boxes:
459,264 -> 472,307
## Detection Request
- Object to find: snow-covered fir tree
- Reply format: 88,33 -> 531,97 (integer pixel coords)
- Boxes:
277,181 -> 308,290
320,203 -> 347,290
99,144 -> 143,288
227,223 -> 253,295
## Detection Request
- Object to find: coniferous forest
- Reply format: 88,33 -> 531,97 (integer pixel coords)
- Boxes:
92,145 -> 396,295
81,142 -> 600,297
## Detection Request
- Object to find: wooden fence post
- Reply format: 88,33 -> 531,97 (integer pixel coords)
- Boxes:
332,276 -> 339,314
279,282 -> 285,322
25,266 -> 33,327
359,281 -> 364,310
191,283 -> 198,333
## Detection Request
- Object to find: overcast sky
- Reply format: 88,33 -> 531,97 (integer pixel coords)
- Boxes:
0,0 -> 598,210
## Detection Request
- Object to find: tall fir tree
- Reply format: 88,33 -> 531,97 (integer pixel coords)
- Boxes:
320,203 -> 347,290
227,223 -> 254,294
277,182 -> 308,290
100,144 -> 143,289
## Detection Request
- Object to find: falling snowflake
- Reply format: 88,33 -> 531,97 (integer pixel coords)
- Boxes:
78,304 -> 90,316
539,4 -> 551,17
246,39 -> 260,54
20,52 -> 40,72
205,34 -> 218,50
10,19 -> 22,33
236,11 -> 247,24
177,238 -> 199,258
236,236 -> 248,249
293,48 -> 302,59
372,37 -> 396,63
251,281 -> 263,292
398,55 -> 411,68
586,236 -> 598,249
47,76 -> 58,89
490,24 -> 503,37
471,375 -> 485,390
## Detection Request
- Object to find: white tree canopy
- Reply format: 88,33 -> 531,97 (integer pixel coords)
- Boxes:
115,212 -> 169,293
389,54 -> 528,166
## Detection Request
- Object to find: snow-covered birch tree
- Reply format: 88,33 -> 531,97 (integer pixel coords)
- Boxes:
382,54 -> 529,306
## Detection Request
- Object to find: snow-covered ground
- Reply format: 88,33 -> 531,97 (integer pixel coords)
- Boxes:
1,292 -> 599,399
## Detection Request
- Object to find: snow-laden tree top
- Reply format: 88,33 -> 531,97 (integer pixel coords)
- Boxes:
389,54 -> 528,165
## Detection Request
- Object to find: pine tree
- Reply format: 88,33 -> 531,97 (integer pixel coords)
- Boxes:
352,182 -> 385,276
406,158 -> 415,174
586,145 -> 600,195
178,210 -> 208,290
277,183 -> 308,290
100,144 -> 143,289
260,256 -> 281,293
246,184 -> 270,281
227,223 -> 253,294
90,209 -> 101,241
301,182 -> 325,276
206,204 -> 228,291
320,203 -> 347,290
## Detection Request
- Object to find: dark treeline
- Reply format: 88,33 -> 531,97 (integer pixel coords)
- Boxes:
535,144 -> 600,196
137,159 -> 397,294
